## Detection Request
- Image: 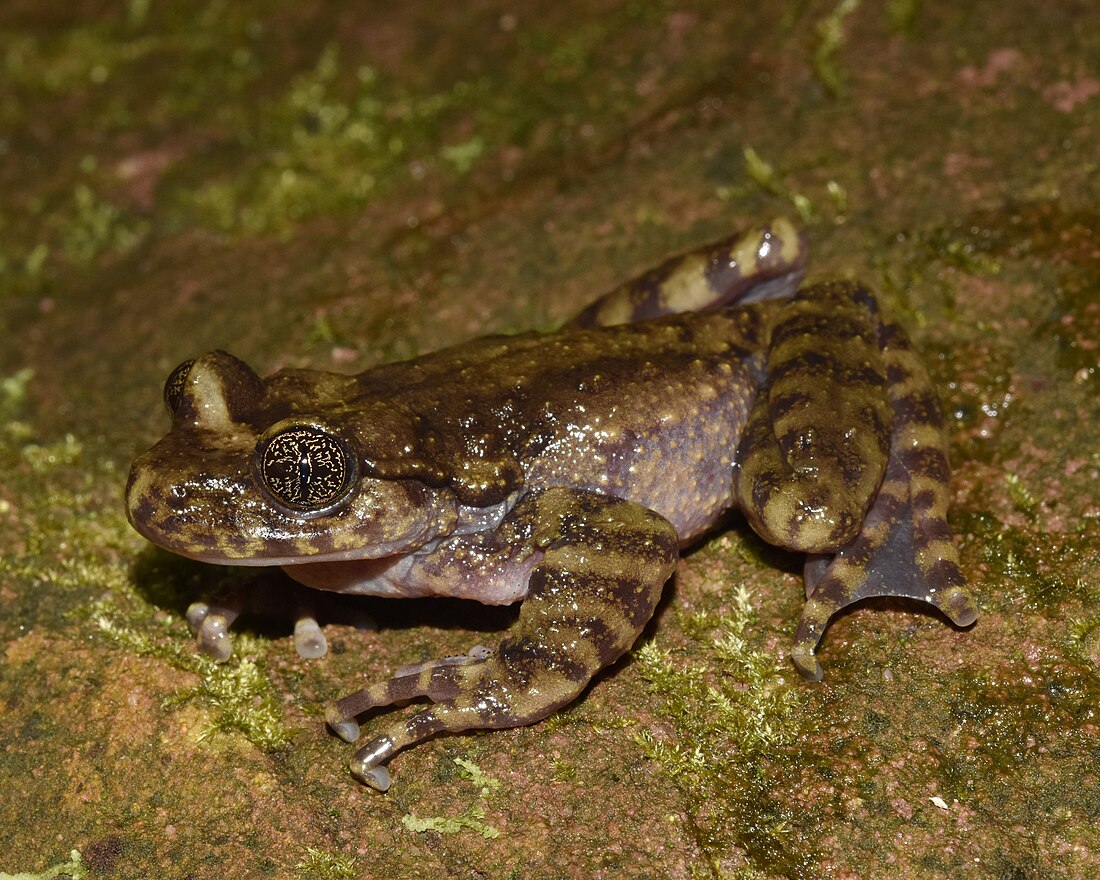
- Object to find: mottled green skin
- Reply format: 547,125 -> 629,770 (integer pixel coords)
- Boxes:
126,219 -> 977,789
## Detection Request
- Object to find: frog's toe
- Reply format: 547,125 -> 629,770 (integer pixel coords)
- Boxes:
198,615 -> 232,662
355,764 -> 392,792
324,662 -> 470,754
790,595 -> 831,681
934,582 -> 979,628
187,604 -> 234,662
792,556 -> 831,682
325,707 -> 361,743
186,600 -> 211,633
394,644 -> 493,677
803,554 -> 830,598
186,596 -> 244,662
293,615 -> 328,659
790,647 -> 824,682
349,736 -> 397,791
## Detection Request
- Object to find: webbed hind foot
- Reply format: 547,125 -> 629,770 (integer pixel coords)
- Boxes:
788,311 -> 978,680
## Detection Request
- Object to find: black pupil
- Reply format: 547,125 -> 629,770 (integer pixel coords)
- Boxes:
259,425 -> 351,511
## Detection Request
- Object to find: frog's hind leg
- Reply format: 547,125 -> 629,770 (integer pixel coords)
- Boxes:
733,281 -> 894,556
789,319 -> 978,680
568,217 -> 807,328
327,489 -> 679,790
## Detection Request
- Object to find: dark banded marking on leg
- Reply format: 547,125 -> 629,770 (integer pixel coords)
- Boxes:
789,315 -> 977,680
330,488 -> 679,790
734,281 -> 892,554
568,218 -> 807,329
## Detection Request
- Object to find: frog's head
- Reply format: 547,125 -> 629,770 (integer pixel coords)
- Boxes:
126,351 -> 458,565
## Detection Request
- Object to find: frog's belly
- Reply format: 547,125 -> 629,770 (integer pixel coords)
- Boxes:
523,385 -> 753,545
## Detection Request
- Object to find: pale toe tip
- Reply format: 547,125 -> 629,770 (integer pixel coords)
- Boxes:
790,647 -> 824,682
197,614 -> 232,662
349,736 -> 396,791
186,601 -> 210,634
942,589 -> 979,628
351,762 -> 392,792
330,718 -> 360,743
293,617 -> 328,659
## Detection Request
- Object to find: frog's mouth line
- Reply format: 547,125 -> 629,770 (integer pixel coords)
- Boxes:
125,448 -> 461,568
125,484 -> 449,568
165,538 -> 435,568
137,525 -> 442,567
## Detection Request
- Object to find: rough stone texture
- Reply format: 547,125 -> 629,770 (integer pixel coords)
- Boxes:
1,2 -> 1098,878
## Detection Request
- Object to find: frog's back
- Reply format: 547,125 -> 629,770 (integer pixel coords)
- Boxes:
363,309 -> 768,543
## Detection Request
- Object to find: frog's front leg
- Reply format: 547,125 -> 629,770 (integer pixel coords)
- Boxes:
186,580 -> 329,662
325,488 -> 679,790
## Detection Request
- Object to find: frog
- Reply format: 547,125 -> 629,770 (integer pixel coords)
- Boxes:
126,218 -> 978,790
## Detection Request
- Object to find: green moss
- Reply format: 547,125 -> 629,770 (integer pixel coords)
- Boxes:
740,146 -> 817,224
439,137 -> 485,175
173,44 -> 492,235
401,806 -> 500,839
0,369 -> 34,423
886,0 -> 921,34
920,202 -> 1100,374
0,180 -> 148,300
452,757 -> 501,795
945,668 -> 1099,799
548,755 -> 581,784
0,850 -> 86,880
1065,616 -> 1100,667
0,382 -> 293,752
633,588 -> 818,877
61,184 -> 148,264
19,434 -> 84,473
0,0 -> 797,298
812,0 -> 863,97
1003,472 -> 1038,522
957,512 -> 1099,614
398,757 -> 503,838
294,847 -> 358,880
0,424 -> 138,644
93,603 -> 293,751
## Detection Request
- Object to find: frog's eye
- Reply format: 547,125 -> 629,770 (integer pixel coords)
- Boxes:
163,359 -> 195,414
255,424 -> 356,514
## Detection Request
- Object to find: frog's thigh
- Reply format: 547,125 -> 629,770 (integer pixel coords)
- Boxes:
335,489 -> 679,789
735,281 -> 892,553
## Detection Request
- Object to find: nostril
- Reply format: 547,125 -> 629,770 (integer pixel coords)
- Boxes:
165,484 -> 191,513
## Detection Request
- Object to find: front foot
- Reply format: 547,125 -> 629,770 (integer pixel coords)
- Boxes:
186,601 -> 237,662
184,576 -> 349,661
188,598 -> 327,661
323,488 -> 679,790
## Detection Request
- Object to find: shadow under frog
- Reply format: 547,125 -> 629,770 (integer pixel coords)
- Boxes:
126,218 -> 978,790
